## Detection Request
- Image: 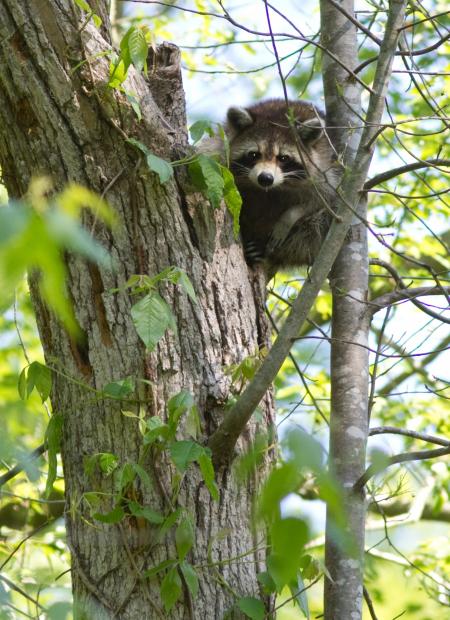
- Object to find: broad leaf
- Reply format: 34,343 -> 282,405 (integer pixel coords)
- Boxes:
189,154 -> 224,209
180,561 -> 199,597
144,558 -> 178,578
169,440 -> 203,472
160,567 -> 182,612
221,165 -> 242,237
128,501 -> 164,524
131,292 -> 176,350
128,28 -> 147,73
175,517 -> 195,561
93,506 -> 125,524
103,376 -> 135,399
127,138 -> 174,184
237,597 -> 265,620
198,451 -> 219,501
189,120 -> 214,143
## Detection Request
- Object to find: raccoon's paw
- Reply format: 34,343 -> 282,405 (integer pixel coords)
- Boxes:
243,241 -> 265,266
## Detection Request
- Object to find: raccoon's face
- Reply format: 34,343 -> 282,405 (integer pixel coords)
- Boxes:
230,142 -> 307,190
227,102 -> 327,191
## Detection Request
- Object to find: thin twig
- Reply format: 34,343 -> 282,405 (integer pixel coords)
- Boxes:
0,444 -> 46,487
369,426 -> 450,447
354,446 -> 450,492
364,158 -> 450,189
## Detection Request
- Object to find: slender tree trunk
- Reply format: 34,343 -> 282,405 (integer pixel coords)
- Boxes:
320,2 -> 367,618
0,1 -> 274,617
320,1 -> 408,617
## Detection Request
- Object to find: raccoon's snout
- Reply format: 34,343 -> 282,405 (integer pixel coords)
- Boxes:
257,172 -> 274,187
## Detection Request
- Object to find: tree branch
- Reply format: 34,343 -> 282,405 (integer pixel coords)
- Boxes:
369,285 -> 450,321
0,444 -> 46,487
369,258 -> 450,323
354,446 -> 450,493
369,426 -> 450,447
364,158 -> 450,189
355,32 -> 450,73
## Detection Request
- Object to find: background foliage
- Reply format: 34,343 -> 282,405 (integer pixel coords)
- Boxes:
0,1 -> 449,618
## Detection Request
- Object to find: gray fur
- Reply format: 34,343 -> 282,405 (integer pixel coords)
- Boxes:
227,106 -> 254,131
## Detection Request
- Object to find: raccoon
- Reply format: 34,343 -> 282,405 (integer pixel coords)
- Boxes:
216,99 -> 339,277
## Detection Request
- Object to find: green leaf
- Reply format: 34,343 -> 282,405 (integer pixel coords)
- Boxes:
160,567 -> 182,612
258,462 -> 302,523
46,211 -> 112,269
188,154 -> 224,209
125,91 -> 142,121
103,376 -> 135,399
175,517 -> 195,561
237,597 -> 265,620
180,561 -> 199,597
74,0 -> 102,26
131,463 -> 153,490
169,440 -> 203,472
83,453 -> 118,477
185,404 -> 201,439
128,28 -> 148,73
25,361 -> 52,402
93,506 -> 125,524
290,574 -> 310,618
198,451 -> 219,501
270,517 -> 309,583
74,0 -> 92,12
300,555 -> 320,581
128,501 -> 164,524
57,183 -> 117,227
221,165 -> 242,238
170,268 -> 197,303
47,601 -> 72,620
127,138 -> 174,184
117,463 -> 136,493
143,416 -> 169,445
283,428 -> 324,473
18,367 -> 27,400
99,453 -> 119,475
131,292 -> 176,351
44,413 -> 63,497
158,507 -> 183,541
189,120 -> 213,143
167,390 -> 194,435
256,571 -> 277,594
144,558 -> 178,578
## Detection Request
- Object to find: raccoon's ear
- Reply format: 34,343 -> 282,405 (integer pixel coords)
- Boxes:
227,107 -> 254,131
296,117 -> 324,144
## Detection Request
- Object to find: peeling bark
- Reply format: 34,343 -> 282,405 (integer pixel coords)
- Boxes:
0,1 -> 275,617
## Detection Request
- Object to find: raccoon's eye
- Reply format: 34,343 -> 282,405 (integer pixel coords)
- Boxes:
247,150 -> 260,161
277,154 -> 292,163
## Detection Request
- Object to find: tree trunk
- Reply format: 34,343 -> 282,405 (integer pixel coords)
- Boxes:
0,2 -> 274,618
320,2 -> 368,618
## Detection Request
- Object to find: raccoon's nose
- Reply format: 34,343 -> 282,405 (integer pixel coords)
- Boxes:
257,172 -> 274,187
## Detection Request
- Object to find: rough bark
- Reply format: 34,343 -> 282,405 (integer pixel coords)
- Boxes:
0,1 -> 274,618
